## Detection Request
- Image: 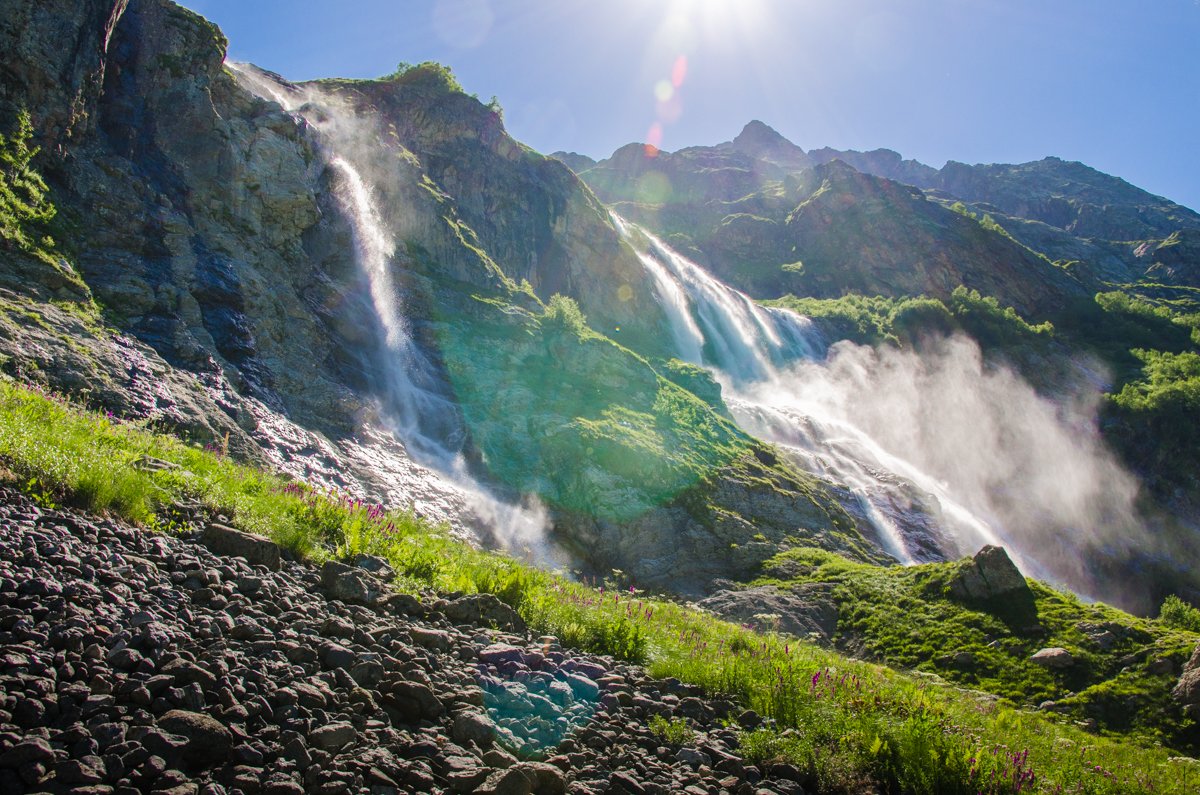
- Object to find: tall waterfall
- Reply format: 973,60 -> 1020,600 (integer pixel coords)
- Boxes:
616,216 -> 1039,569
230,63 -> 553,560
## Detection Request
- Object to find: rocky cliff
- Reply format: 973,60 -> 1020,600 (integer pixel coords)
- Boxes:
0,0 -> 871,592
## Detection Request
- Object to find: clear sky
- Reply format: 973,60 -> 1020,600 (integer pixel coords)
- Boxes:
179,0 -> 1200,211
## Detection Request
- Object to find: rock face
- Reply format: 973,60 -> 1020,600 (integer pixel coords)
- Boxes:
0,486 -> 819,794
948,545 -> 1032,603
0,0 -> 877,591
698,584 -> 839,641
1173,643 -> 1200,719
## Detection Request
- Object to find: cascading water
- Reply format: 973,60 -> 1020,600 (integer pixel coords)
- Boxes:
229,63 -> 554,561
615,215 -> 1026,568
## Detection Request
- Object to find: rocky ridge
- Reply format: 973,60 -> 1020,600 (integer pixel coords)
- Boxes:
0,486 -> 819,795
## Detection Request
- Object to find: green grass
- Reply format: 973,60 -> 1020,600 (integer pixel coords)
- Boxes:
1,376 -> 1198,793
750,547 -> 1200,753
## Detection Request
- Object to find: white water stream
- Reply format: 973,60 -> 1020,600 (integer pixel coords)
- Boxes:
614,216 -> 1026,567
230,63 -> 553,561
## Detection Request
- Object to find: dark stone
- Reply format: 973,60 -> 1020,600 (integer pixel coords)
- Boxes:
158,710 -> 233,768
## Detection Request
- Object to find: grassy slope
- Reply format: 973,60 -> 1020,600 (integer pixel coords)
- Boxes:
2,377 -> 1198,794
753,548 -> 1199,753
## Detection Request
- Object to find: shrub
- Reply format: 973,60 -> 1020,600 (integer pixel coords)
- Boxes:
1159,595 -> 1200,632
540,294 -> 589,336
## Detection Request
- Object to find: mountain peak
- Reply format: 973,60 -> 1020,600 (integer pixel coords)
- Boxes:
733,120 -> 797,150
729,120 -> 809,168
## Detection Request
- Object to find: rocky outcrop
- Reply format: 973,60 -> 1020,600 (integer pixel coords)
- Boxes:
698,583 -> 839,641
948,545 -> 1031,603
1173,643 -> 1200,719
0,0 -> 130,150
0,487 -> 816,794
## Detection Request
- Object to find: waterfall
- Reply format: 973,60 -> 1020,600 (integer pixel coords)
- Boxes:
230,63 -> 555,562
618,214 -> 1016,567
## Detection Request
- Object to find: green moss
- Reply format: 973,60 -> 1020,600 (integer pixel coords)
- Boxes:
752,547 -> 1200,752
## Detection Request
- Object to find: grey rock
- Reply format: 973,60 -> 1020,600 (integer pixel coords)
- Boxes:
949,545 -> 1031,604
451,710 -> 496,747
321,561 -> 385,606
1030,647 -> 1076,669
202,524 -> 281,571
698,583 -> 839,640
1173,643 -> 1200,714
443,593 -> 526,632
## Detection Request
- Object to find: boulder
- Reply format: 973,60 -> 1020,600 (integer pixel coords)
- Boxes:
157,709 -> 233,768
949,545 -> 1029,602
442,593 -> 526,632
698,583 -> 838,640
202,524 -> 281,571
1030,647 -> 1075,669
321,560 -> 385,606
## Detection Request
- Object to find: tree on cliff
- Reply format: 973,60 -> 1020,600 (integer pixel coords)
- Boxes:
0,109 -> 56,256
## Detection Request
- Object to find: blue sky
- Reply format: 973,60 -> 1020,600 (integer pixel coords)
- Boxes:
180,0 -> 1200,211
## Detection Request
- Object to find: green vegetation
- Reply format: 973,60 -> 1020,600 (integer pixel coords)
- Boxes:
1161,595 -> 1200,633
750,547 -> 1199,752
648,714 -> 695,745
383,61 -> 465,93
1,376 -> 1198,793
767,287 -> 1053,353
0,109 -> 57,261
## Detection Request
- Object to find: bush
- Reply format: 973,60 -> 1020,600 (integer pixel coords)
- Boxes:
1159,595 -> 1200,632
540,294 -> 589,336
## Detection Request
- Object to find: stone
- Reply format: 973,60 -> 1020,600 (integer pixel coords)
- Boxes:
514,761 -> 566,794
1173,643 -> 1200,714
442,593 -> 526,632
949,546 -> 1031,603
479,644 -> 525,666
0,737 -> 56,767
321,561 -> 384,606
309,722 -> 356,752
477,766 -> 532,795
698,583 -> 839,641
1030,647 -> 1075,669
451,710 -> 496,747
158,710 -> 234,768
384,681 -> 444,721
202,524 -> 281,571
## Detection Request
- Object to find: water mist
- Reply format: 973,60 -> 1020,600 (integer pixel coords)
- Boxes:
229,63 -> 557,564
617,215 -> 1142,598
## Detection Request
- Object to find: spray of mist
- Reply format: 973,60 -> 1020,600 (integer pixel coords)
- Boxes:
228,62 -> 558,563
617,215 -> 1143,599
748,337 -> 1140,591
